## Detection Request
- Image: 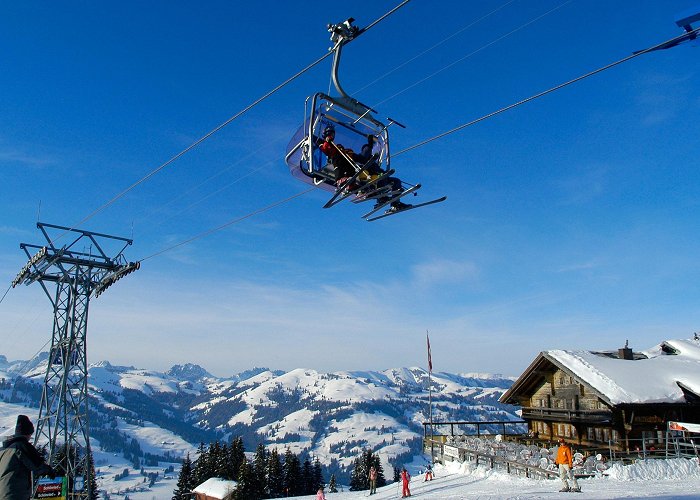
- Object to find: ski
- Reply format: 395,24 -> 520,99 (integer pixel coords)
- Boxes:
323,169 -> 395,208
366,196 -> 447,222
349,170 -> 396,204
361,184 -> 422,219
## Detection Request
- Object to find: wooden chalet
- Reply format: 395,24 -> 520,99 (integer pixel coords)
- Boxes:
499,338 -> 700,451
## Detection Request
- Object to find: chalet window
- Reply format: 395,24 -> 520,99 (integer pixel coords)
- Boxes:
587,428 -> 595,441
580,384 -> 585,396
559,376 -> 565,385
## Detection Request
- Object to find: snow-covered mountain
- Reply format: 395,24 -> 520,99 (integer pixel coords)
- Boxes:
0,356 -> 519,481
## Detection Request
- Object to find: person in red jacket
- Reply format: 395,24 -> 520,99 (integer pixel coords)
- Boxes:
319,125 -> 357,181
400,467 -> 411,497
555,438 -> 581,492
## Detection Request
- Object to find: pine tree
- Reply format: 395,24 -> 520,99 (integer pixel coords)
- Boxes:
350,448 -> 384,492
301,457 -> 313,494
85,449 -> 99,500
328,474 -> 338,493
216,442 -> 230,479
312,457 -> 324,492
266,449 -> 284,498
234,460 -> 255,500
227,437 -> 246,480
282,449 -> 301,497
252,443 -> 268,499
191,442 -> 210,487
367,450 -> 386,489
173,453 -> 194,500
209,440 -> 224,478
349,456 -> 364,491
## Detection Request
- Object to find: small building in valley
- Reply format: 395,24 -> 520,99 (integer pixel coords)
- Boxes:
499,338 -> 700,451
193,477 -> 238,500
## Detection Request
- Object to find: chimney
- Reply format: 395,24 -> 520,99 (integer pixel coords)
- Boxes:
618,339 -> 633,360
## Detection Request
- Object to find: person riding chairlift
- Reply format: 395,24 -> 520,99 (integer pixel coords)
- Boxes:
319,124 -> 411,212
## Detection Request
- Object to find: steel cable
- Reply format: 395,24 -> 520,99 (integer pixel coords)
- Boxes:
395,26 -> 700,157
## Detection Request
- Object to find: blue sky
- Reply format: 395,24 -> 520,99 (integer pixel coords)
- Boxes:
1,1 -> 699,377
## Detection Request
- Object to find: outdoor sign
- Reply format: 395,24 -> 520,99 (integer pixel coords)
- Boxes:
34,476 -> 66,500
668,421 -> 700,433
443,445 -> 461,459
73,475 -> 84,492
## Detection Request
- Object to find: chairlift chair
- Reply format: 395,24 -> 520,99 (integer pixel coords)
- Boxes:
284,17 -> 445,220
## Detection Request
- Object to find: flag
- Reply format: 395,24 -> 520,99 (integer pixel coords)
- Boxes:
427,331 -> 432,372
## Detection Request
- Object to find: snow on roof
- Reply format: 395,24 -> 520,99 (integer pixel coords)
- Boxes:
193,477 -> 238,498
547,338 -> 700,405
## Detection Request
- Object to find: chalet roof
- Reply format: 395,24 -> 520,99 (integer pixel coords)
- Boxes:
501,338 -> 700,406
193,477 -> 238,499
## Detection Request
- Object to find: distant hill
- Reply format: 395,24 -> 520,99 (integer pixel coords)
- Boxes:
0,355 -> 520,481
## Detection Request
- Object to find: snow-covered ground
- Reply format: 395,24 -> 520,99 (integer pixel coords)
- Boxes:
110,456 -> 700,499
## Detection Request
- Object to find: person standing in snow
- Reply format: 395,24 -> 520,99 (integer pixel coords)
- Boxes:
0,415 -> 57,500
400,467 -> 411,497
555,438 -> 581,492
368,465 -> 378,495
316,486 -> 326,500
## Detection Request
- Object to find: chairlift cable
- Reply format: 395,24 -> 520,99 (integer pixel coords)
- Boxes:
394,26 -> 700,157
360,0 -> 411,34
138,187 -> 315,262
371,0 -> 573,111
131,148 -> 269,229
355,0 -> 517,95
145,161 -> 275,232
59,51 -> 334,241
50,0 -> 412,245
0,283 -> 11,306
14,337 -> 53,376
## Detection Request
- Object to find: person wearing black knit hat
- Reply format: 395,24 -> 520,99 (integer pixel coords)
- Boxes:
0,415 -> 57,499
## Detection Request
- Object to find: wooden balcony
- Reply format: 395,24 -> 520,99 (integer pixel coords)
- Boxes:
521,406 -> 612,424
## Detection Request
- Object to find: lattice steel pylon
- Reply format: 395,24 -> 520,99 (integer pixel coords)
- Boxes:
12,222 -> 139,499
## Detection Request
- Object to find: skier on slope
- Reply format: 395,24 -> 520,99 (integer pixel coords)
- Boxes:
400,467 -> 411,497
424,463 -> 433,481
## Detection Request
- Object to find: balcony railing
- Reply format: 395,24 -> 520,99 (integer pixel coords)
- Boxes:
521,406 -> 611,423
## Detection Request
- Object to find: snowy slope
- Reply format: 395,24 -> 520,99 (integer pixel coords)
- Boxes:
98,456 -> 700,499
0,355 -> 519,485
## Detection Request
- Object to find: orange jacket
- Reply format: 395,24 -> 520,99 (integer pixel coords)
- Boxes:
556,443 -> 573,466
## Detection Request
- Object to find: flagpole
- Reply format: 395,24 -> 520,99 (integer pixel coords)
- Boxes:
427,330 -> 434,461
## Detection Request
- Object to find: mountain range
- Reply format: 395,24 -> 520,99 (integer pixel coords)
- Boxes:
0,355 -> 521,481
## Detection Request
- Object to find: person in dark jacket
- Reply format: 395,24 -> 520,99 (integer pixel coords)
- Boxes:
0,415 -> 57,500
